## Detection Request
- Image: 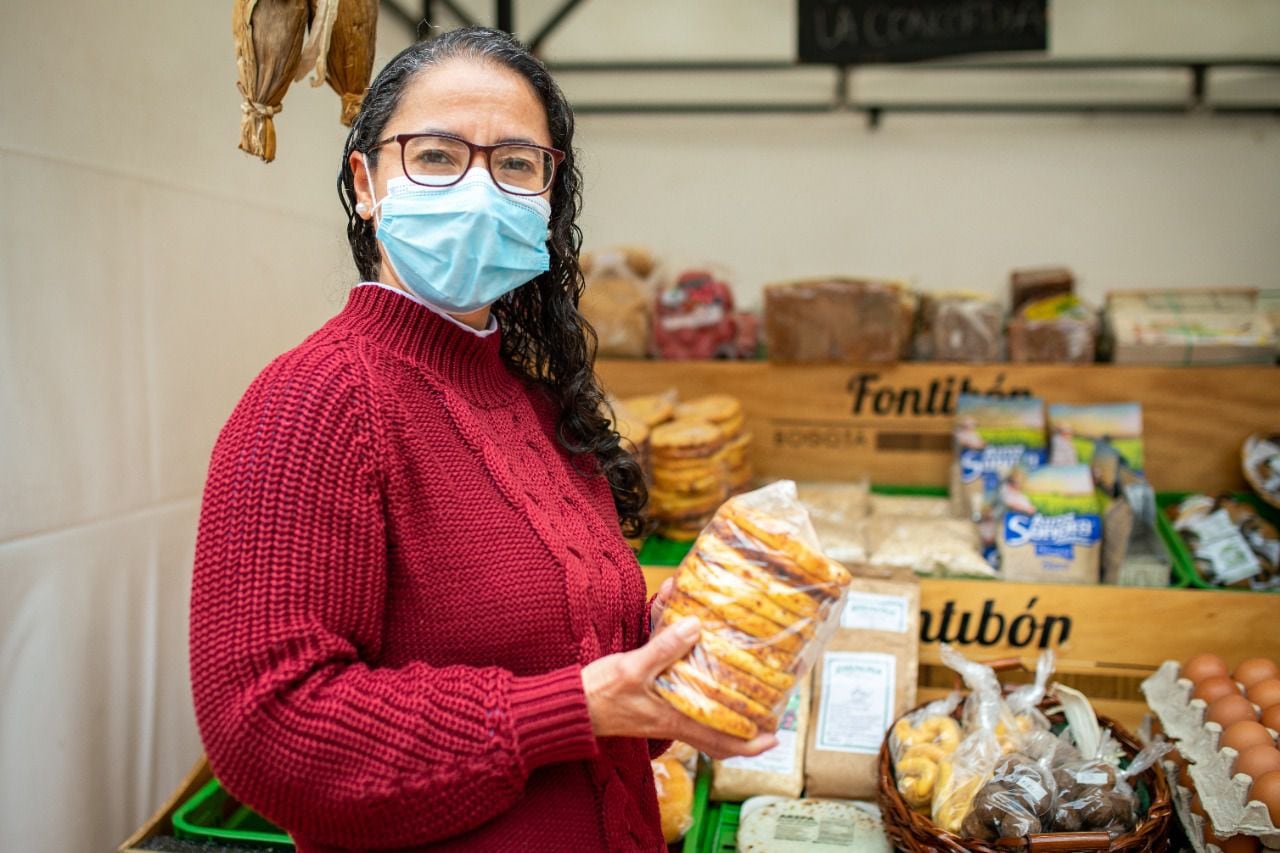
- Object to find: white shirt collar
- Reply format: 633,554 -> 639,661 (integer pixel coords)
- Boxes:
356,282 -> 498,338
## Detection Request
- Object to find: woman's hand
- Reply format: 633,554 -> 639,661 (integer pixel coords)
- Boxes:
581,615 -> 779,760
649,576 -> 676,631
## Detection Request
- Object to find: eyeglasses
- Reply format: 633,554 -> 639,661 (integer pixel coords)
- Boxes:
370,132 -> 565,197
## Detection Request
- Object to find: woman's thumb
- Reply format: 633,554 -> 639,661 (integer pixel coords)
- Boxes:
641,616 -> 700,675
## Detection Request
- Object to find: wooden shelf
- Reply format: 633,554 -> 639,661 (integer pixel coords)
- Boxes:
599,359 -> 1278,493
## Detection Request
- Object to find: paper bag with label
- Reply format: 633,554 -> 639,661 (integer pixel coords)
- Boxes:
711,673 -> 811,800
804,571 -> 920,799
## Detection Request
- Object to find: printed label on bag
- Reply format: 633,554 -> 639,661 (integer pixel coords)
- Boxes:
841,591 -> 910,633
721,691 -> 801,775
815,651 -> 895,754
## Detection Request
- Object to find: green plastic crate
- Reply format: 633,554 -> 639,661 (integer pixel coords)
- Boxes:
1157,491 -> 1280,593
172,777 -> 293,849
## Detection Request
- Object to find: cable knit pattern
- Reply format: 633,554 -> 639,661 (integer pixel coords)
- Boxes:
190,285 -> 663,852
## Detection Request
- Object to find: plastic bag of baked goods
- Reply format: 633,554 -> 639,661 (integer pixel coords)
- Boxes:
889,692 -> 963,810
930,645 -> 1021,834
654,481 -> 852,740
652,743 -> 696,843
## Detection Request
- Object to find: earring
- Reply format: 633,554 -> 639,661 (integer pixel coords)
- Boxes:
355,201 -> 369,216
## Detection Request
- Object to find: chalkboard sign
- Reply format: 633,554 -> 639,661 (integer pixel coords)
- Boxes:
798,0 -> 1048,64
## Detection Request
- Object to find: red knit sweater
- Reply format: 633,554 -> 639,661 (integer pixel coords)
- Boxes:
190,285 -> 664,851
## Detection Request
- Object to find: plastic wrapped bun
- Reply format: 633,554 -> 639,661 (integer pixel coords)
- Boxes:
654,481 -> 852,739
652,755 -> 694,842
889,692 -> 963,810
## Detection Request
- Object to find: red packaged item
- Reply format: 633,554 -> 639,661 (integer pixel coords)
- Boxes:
652,270 -> 737,360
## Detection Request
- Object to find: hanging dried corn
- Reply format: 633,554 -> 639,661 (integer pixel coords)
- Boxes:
296,0 -> 379,127
232,0 -> 310,162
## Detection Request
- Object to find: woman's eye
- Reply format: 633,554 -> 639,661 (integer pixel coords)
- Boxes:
418,148 -> 455,165
497,156 -> 535,173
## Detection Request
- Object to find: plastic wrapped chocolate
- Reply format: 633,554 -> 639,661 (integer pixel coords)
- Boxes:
764,278 -> 911,364
915,293 -> 1004,362
1010,267 -> 1074,314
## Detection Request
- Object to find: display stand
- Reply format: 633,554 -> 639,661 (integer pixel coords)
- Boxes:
613,358 -> 1280,730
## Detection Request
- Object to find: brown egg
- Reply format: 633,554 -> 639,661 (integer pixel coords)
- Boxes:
1250,769 -> 1280,826
1262,704 -> 1280,732
1222,720 -> 1276,754
1205,829 -> 1261,853
1207,693 -> 1260,728
1185,653 -> 1230,683
1234,658 -> 1280,688
1246,678 -> 1280,709
1195,675 -> 1244,704
1237,745 -> 1280,781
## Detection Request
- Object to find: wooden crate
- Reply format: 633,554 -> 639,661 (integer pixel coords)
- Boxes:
600,360 -> 1279,493
642,567 -> 1280,729
119,756 -> 213,852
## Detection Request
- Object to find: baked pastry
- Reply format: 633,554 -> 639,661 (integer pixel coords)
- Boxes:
652,755 -> 694,842
619,393 -> 676,428
654,483 -> 849,739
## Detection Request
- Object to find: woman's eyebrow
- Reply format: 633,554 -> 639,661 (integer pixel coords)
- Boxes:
411,128 -> 542,146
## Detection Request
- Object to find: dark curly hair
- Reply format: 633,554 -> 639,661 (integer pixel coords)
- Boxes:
337,27 -> 647,536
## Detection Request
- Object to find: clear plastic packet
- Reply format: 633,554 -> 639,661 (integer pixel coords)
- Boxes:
579,247 -> 658,358
794,480 -> 871,565
865,516 -> 995,579
654,481 -> 852,740
889,692 -> 963,810
963,753 -> 1057,840
931,645 -> 1016,833
652,753 -> 695,842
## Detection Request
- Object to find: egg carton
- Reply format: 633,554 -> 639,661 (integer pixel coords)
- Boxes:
1143,662 -> 1280,845
1166,764 -> 1280,853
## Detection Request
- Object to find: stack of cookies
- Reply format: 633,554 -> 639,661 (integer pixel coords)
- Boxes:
673,394 -> 752,495
654,485 -> 851,739
649,418 -> 728,541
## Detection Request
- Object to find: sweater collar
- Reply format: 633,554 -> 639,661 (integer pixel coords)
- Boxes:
337,284 -> 521,408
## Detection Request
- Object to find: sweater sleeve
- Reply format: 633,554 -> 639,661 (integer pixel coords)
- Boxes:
189,345 -> 599,849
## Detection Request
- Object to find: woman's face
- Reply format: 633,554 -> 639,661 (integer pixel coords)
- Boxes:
350,58 -> 554,219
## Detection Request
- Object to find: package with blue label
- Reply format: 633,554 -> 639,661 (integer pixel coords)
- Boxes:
951,394 -> 1047,551
998,465 -> 1103,584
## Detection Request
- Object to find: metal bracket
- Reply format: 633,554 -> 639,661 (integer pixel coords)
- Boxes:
380,0 -> 587,47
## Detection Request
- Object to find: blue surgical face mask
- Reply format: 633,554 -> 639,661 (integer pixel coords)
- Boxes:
365,161 -> 552,314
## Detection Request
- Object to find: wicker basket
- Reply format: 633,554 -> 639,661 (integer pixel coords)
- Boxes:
877,699 -> 1172,852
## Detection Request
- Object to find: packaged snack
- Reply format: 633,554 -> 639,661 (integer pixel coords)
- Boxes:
652,753 -> 694,843
737,798 -> 893,852
889,692 -> 963,810
805,570 -> 920,800
1107,288 -> 1277,365
1049,683 -> 1171,837
654,482 -> 851,738
764,278 -> 911,364
865,516 -> 995,579
998,465 -> 1103,584
652,269 -> 738,360
1010,267 -> 1074,314
1169,494 -> 1280,589
1092,446 -> 1169,586
1047,402 -> 1144,470
795,481 -> 872,565
869,493 -> 954,518
712,673 -> 812,800
1008,294 -> 1098,364
914,293 -> 1004,362
962,753 -> 1056,839
1244,432 -> 1280,510
951,394 -> 1047,549
579,247 -> 657,358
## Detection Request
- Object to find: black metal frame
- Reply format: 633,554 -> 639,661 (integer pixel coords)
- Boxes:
376,3 -> 1280,124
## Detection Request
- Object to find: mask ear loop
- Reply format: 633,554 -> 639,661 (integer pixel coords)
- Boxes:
360,153 -> 386,222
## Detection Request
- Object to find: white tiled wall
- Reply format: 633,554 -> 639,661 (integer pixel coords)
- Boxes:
1,1 -> 1278,851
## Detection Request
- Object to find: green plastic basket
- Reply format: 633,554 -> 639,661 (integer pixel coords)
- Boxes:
171,777 -> 293,849
1157,491 -> 1280,593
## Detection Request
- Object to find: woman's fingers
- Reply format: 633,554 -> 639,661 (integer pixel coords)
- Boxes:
649,576 -> 677,631
631,615 -> 700,680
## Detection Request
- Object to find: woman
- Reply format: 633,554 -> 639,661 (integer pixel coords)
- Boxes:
189,27 -> 774,853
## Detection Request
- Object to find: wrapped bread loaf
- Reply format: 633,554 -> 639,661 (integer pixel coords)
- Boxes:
654,482 -> 851,739
764,278 -> 910,364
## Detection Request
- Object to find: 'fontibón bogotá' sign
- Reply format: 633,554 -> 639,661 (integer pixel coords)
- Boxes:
798,0 -> 1048,64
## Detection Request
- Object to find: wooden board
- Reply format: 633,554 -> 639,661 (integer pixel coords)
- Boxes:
599,360 -> 1279,493
642,566 -> 1280,714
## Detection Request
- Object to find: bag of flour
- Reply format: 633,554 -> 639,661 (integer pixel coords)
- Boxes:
804,570 -> 920,799
711,673 -> 811,800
